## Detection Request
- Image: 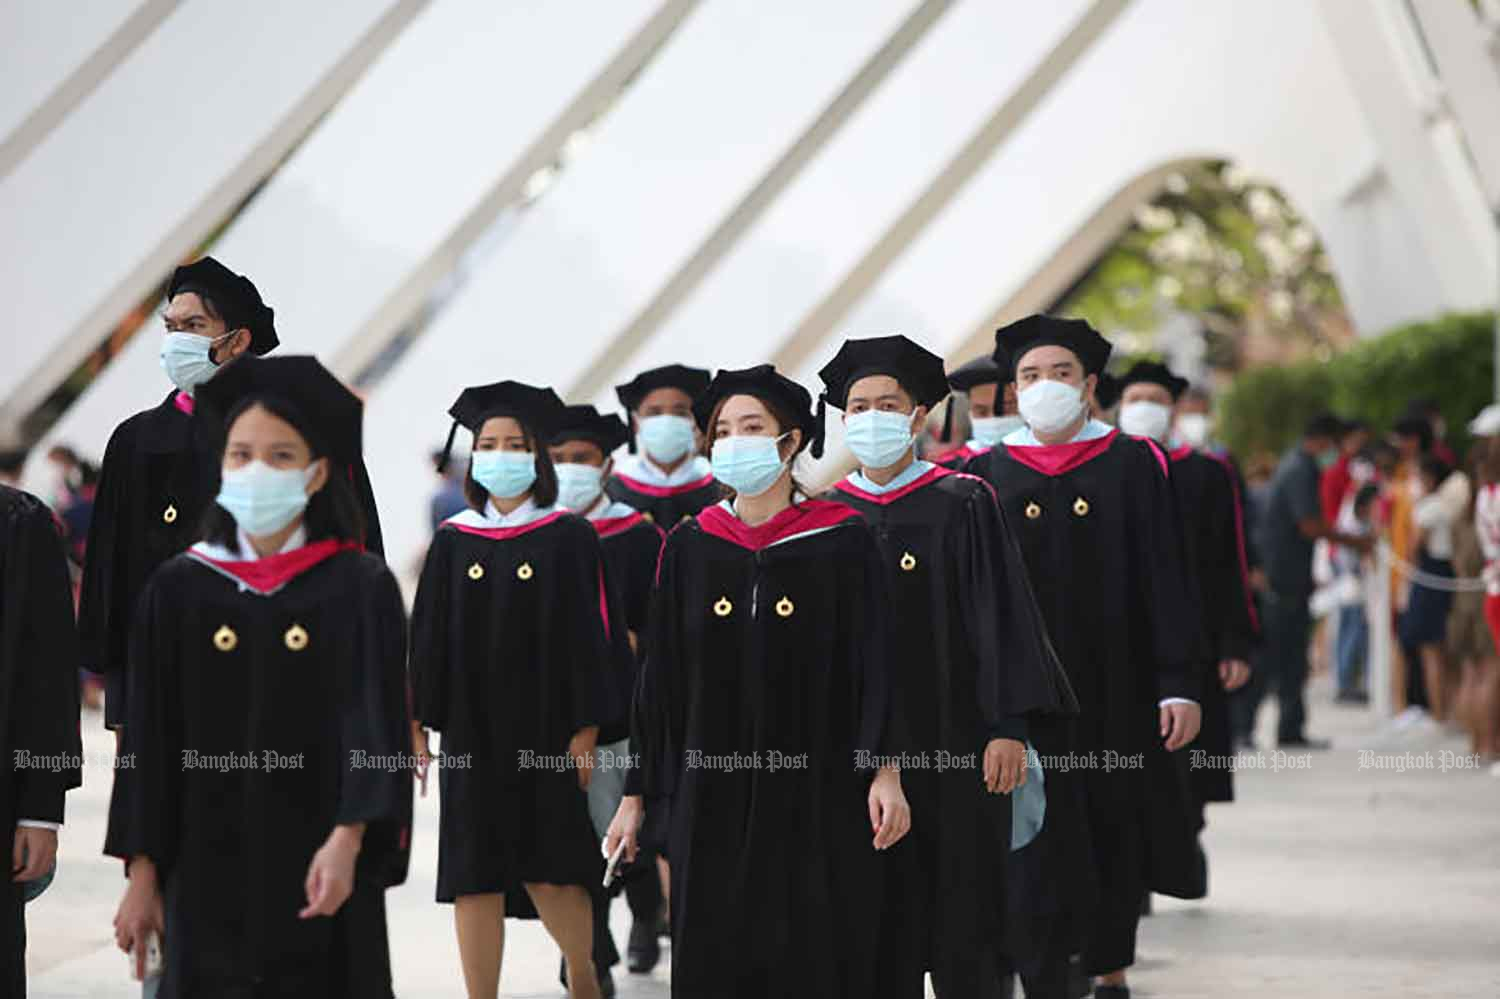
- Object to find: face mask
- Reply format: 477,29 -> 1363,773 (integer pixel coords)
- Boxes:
160,331 -> 230,394
1017,379 -> 1085,436
1175,412 -> 1211,448
638,414 -> 696,465
471,451 -> 537,499
555,463 -> 604,512
711,433 -> 790,497
844,409 -> 915,469
216,461 -> 317,537
1118,400 -> 1173,442
971,414 -> 1025,447
1317,448 -> 1339,470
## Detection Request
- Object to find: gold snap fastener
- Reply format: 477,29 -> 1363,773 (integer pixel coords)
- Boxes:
679,514 -> 692,523
212,625 -> 237,652
516,562 -> 534,581
899,552 -> 917,572
775,596 -> 794,618
1073,497 -> 1090,517
643,512 -> 655,523
713,597 -> 733,617
467,562 -> 484,580
284,624 -> 309,651
1025,502 -> 1042,520
163,504 -> 178,524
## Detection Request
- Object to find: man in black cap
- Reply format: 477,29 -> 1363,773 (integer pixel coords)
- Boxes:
937,354 -> 1025,470
963,316 -> 1202,999
606,364 -> 719,533
818,335 -> 1074,998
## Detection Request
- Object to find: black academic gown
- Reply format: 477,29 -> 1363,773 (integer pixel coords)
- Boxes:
632,500 -> 897,999
965,431 -> 1200,979
410,511 -> 628,903
79,391 -> 386,729
605,467 -> 721,530
106,545 -> 411,999
825,467 -> 1075,997
596,509 -> 666,660
1169,447 -> 1258,807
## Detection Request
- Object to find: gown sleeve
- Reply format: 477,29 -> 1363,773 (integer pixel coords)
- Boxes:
587,530 -> 634,746
839,523 -> 898,769
76,421 -> 132,714
1126,443 -> 1202,704
337,561 -> 412,886
351,459 -> 385,557
1205,457 -> 1259,663
956,484 -> 1077,743
630,529 -> 687,801
5,499 -> 83,823
408,530 -> 453,731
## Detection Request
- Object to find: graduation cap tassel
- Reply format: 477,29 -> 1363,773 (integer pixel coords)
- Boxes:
811,394 -> 827,460
625,410 -> 637,454
436,418 -> 460,474
941,396 -> 955,444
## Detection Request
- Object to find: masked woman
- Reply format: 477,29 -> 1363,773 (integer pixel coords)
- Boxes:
410,382 -> 628,999
607,364 -> 910,999
108,356 -> 412,998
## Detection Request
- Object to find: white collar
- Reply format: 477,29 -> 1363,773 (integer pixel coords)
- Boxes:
192,524 -> 308,562
585,497 -> 640,521
847,459 -> 933,495
445,496 -> 562,530
616,452 -> 712,487
1003,418 -> 1114,447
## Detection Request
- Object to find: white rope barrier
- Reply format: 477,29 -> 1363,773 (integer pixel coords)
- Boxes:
1378,541 -> 1492,593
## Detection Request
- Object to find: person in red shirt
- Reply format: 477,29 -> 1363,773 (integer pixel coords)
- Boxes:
1320,420 -> 1369,525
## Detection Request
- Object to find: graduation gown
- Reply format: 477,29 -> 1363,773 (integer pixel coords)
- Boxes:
105,544 -> 411,999
825,466 -> 1074,995
965,430 -> 1200,976
605,464 -> 720,530
78,391 -> 386,729
935,442 -> 991,472
1169,446 -> 1258,806
632,500 -> 896,999
0,486 -> 83,831
595,508 -> 666,653
410,510 -> 627,903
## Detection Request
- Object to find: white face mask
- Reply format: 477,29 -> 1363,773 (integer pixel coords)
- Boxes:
971,414 -> 1025,447
160,331 -> 232,394
1175,412 -> 1211,448
844,409 -> 916,469
1118,400 -> 1173,442
1017,380 -> 1086,436
555,463 -> 605,513
216,461 -> 316,537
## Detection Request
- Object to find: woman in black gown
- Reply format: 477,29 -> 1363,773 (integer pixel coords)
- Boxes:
109,356 -> 412,998
607,364 -> 911,999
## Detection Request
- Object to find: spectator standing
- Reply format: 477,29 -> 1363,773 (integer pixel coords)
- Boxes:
1332,484 -> 1379,703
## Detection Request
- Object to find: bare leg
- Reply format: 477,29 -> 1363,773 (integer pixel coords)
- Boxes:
526,883 -> 601,999
1392,644 -> 1409,714
657,856 -> 671,923
1421,644 -> 1446,721
1478,657 -> 1500,756
454,893 -> 505,999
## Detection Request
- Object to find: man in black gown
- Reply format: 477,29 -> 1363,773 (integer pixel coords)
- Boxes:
0,484 -> 84,994
818,335 -> 1075,998
937,354 -> 1024,470
964,316 -> 1202,999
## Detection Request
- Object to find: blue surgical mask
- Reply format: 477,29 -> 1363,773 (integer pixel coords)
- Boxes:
160,331 -> 230,394
637,414 -> 696,465
555,462 -> 604,512
844,409 -> 915,469
971,414 -> 1025,447
711,433 -> 790,497
471,451 -> 537,499
216,461 -> 317,537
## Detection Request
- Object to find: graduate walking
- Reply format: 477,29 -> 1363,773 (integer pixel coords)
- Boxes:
964,317 -> 1202,999
937,354 -> 1024,470
107,356 -> 412,997
410,382 -> 629,999
817,336 -> 1076,998
607,364 -> 911,999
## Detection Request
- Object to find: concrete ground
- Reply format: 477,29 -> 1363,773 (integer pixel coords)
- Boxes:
27,674 -> 1500,998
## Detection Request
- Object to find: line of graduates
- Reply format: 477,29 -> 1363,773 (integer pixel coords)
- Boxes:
0,253 -> 1259,999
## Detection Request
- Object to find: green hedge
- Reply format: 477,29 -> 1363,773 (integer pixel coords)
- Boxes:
1218,311 -> 1496,459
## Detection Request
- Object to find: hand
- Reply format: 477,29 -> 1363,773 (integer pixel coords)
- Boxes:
569,726 -> 598,791
1218,658 -> 1251,691
867,767 -> 911,850
411,724 -> 431,798
299,824 -> 363,919
1160,701 -> 1202,751
604,795 -> 643,864
113,857 -> 163,981
12,826 -> 56,882
1248,568 -> 1268,593
982,738 -> 1027,794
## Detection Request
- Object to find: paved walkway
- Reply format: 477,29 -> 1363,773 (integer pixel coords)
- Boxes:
27,675 -> 1500,997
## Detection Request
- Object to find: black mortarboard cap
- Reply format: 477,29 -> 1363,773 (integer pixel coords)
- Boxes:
993,314 -> 1112,377
1094,372 -> 1122,411
946,354 -> 1002,392
550,404 -> 630,454
196,355 -> 361,465
693,364 -> 818,455
1116,360 -> 1188,401
817,335 -> 950,412
167,256 -> 278,355
440,380 -> 567,472
614,364 -> 712,413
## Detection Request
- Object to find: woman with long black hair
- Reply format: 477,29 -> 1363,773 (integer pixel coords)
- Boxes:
108,355 -> 412,997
